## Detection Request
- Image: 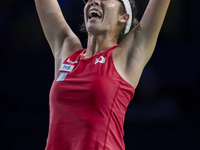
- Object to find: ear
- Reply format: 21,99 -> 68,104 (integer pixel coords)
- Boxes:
118,13 -> 129,23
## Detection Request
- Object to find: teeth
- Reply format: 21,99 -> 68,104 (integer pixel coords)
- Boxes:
89,10 -> 101,18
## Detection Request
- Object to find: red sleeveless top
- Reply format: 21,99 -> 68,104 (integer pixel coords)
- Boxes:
46,45 -> 135,150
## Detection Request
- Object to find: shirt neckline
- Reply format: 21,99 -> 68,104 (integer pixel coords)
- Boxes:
80,45 -> 119,60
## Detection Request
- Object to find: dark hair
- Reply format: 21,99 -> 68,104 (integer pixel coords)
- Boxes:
80,0 -> 138,44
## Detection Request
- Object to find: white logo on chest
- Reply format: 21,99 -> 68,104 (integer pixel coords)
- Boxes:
67,58 -> 78,64
59,64 -> 74,72
95,56 -> 106,64
56,72 -> 67,81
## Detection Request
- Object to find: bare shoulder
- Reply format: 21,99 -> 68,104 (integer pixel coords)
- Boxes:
60,35 -> 83,62
112,46 -> 143,89
54,34 -> 82,77
112,0 -> 171,88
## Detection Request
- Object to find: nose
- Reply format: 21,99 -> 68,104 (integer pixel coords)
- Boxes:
89,0 -> 100,6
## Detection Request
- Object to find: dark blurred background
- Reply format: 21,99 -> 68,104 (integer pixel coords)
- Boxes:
0,0 -> 200,149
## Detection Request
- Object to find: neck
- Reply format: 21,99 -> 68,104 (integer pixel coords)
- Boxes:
85,33 -> 118,58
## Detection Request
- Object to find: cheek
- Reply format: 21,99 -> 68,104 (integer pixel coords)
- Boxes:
83,5 -> 89,20
104,10 -> 119,26
83,8 -> 86,20
104,4 -> 120,20
83,8 -> 88,27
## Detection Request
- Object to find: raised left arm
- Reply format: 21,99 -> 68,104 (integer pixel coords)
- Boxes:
114,0 -> 171,88
127,0 -> 171,64
136,0 -> 171,63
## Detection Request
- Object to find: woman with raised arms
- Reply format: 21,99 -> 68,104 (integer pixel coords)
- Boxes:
35,0 -> 170,149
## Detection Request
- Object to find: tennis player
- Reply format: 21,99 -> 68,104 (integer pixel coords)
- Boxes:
35,0 -> 170,149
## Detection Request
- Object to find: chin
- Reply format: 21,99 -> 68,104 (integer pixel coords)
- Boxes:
87,26 -> 102,35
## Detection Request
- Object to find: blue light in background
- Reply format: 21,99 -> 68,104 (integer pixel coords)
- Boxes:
57,0 -> 67,8
58,0 -> 83,8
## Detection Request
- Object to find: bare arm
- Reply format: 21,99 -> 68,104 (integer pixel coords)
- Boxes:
134,0 -> 171,64
34,0 -> 82,76
114,0 -> 171,88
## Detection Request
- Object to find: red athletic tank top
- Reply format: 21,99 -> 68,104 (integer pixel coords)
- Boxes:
45,45 -> 135,150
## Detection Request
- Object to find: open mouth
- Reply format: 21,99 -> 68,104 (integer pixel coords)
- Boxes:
88,10 -> 102,19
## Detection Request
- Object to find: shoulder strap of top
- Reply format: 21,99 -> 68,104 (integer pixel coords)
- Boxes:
63,49 -> 86,63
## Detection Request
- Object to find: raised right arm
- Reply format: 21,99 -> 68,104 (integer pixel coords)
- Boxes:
34,0 -> 82,76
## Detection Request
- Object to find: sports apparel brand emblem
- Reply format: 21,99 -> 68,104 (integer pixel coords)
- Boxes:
67,58 -> 78,64
59,64 -> 74,72
56,73 -> 67,81
94,56 -> 106,64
